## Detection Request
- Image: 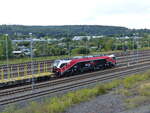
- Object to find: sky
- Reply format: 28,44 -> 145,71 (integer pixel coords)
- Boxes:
0,0 -> 150,29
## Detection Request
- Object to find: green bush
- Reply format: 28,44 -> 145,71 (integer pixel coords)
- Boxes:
96,85 -> 107,94
71,47 -> 90,55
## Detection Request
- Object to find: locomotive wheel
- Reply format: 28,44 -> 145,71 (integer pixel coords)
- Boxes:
55,72 -> 61,78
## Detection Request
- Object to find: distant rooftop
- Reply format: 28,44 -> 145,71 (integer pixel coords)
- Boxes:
72,36 -> 104,41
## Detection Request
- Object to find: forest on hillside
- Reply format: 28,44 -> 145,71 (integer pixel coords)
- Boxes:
0,25 -> 150,38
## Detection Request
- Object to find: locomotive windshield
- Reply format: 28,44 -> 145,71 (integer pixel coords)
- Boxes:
108,54 -> 116,60
112,57 -> 116,60
53,60 -> 60,67
60,63 -> 67,68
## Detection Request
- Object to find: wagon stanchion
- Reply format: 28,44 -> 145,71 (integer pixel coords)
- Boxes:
44,63 -> 46,72
46,63 -> 48,72
25,64 -> 28,76
23,66 -> 26,76
1,69 -> 4,80
44,62 -> 45,72
7,66 -> 10,79
11,66 -> 13,78
38,63 -> 40,75
17,66 -> 20,78
0,70 -> 2,80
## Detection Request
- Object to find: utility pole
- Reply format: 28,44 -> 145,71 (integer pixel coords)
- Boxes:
29,33 -> 34,91
5,34 -> 9,78
5,34 -> 9,67
86,38 -> 88,55
67,26 -> 71,57
131,37 -> 135,66
136,38 -> 139,64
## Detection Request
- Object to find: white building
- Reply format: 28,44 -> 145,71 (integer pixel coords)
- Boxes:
72,36 -> 104,41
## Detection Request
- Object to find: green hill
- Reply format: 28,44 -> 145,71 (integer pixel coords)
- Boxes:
0,25 -> 149,38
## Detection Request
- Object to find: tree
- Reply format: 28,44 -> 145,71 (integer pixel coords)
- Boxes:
103,38 -> 114,51
71,47 -> 90,55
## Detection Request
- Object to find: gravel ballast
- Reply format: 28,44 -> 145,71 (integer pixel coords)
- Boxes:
65,92 -> 126,113
64,92 -> 150,113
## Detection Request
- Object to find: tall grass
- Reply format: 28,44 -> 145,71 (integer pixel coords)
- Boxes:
121,71 -> 150,108
123,72 -> 150,89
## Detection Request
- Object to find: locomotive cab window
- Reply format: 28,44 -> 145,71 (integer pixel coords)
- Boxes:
60,63 -> 67,68
112,57 -> 116,60
53,60 -> 60,67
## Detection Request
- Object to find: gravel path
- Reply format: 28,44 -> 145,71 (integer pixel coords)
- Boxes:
64,92 -> 150,113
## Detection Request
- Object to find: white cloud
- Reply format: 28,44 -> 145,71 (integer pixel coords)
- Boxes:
0,0 -> 150,28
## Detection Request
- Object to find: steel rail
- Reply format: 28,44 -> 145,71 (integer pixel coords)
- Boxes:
1,50 -> 150,79
0,49 -> 150,69
0,62 -> 150,106
0,54 -> 150,97
1,49 -> 150,80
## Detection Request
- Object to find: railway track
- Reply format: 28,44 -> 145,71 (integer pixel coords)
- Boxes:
0,60 -> 150,106
0,51 -> 150,89
0,49 -> 150,71
0,50 -> 149,106
1,50 -> 150,79
0,52 -> 150,94
0,51 -> 148,84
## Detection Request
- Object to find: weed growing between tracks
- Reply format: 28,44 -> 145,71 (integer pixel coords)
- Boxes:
2,70 -> 150,113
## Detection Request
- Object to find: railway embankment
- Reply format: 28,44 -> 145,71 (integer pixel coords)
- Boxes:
1,70 -> 150,113
65,71 -> 150,113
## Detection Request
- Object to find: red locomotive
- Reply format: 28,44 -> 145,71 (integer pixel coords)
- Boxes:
52,54 -> 116,77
